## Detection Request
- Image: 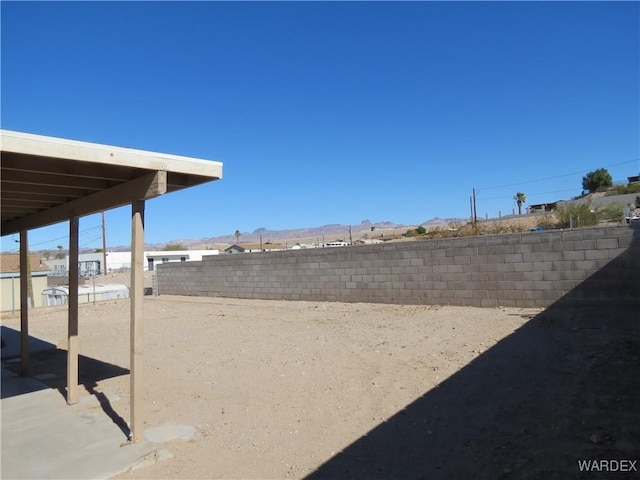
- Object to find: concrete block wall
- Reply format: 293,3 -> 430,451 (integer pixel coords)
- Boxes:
157,225 -> 639,308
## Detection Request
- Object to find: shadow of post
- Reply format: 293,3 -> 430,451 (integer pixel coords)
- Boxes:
2,338 -> 131,439
307,225 -> 640,480
81,381 -> 131,439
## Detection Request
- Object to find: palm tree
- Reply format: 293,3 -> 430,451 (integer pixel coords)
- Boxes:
234,230 -> 241,245
514,192 -> 527,215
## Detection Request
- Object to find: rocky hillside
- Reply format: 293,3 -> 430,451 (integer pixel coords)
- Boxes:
141,218 -> 467,251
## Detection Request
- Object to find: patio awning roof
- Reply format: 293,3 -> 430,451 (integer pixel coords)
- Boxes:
1,129 -> 223,443
1,129 -> 222,235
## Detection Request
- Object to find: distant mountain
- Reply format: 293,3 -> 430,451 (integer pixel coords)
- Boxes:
420,217 -> 467,227
196,219 -> 407,245
106,217 -> 467,251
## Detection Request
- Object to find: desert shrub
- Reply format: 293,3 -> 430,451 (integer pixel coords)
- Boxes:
481,222 -> 527,234
597,202 -> 625,222
423,226 -> 453,239
536,214 -> 557,229
608,184 -> 628,195
606,183 -> 640,196
508,223 -> 528,233
554,202 -> 597,228
456,223 -> 476,237
635,195 -> 640,208
483,223 -> 511,234
404,226 -> 427,237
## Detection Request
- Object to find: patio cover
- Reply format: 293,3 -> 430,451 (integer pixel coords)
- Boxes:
1,129 -> 223,441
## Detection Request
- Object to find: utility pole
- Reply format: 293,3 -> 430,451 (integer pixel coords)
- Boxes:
348,225 -> 352,245
472,188 -> 478,235
470,196 -> 473,222
92,261 -> 97,305
101,211 -> 107,275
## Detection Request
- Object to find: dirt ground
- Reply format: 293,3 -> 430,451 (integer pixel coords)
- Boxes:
2,295 -> 638,479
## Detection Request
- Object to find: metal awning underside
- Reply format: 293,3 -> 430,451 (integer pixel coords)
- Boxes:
1,130 -> 223,235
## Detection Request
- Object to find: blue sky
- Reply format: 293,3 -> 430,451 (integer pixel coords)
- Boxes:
2,1 -> 638,251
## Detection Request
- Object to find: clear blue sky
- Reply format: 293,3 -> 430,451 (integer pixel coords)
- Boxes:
2,1 -> 638,251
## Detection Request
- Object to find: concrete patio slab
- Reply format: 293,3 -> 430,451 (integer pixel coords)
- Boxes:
1,367 -> 159,479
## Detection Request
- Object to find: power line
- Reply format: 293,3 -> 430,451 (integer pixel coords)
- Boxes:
29,225 -> 102,248
29,234 -> 70,248
478,158 -> 639,192
80,236 -> 103,249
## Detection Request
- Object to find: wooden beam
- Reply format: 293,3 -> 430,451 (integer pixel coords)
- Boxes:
0,191 -> 75,204
2,168 -> 113,190
2,171 -> 167,236
130,200 -> 145,442
2,152 -> 143,181
67,217 -> 79,405
2,205 -> 45,214
19,230 -> 29,377
0,182 -> 87,199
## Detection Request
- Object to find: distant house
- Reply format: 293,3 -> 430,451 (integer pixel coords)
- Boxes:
325,239 -> 350,247
105,251 -> 134,272
0,254 -> 51,311
47,252 -> 123,276
224,243 -> 284,254
528,201 -> 559,213
628,174 -> 640,184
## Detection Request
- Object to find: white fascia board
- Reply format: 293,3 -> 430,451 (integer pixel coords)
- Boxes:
1,130 -> 223,180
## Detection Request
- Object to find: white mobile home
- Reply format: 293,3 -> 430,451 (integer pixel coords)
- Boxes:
48,250 -> 218,274
41,284 -> 129,306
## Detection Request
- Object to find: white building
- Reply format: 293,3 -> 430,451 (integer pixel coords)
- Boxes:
325,240 -> 350,247
145,250 -> 218,271
47,249 -> 219,274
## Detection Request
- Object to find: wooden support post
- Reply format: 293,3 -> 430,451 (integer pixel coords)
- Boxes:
130,200 -> 145,442
101,211 -> 108,275
19,230 -> 29,377
67,217 -> 79,405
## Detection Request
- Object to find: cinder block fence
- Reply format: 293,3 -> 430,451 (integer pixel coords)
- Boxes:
157,225 -> 639,308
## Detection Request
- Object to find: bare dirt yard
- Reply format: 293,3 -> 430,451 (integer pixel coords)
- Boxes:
2,295 -> 638,479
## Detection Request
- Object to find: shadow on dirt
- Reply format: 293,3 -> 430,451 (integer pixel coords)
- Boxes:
2,335 -> 131,438
307,225 -> 640,480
